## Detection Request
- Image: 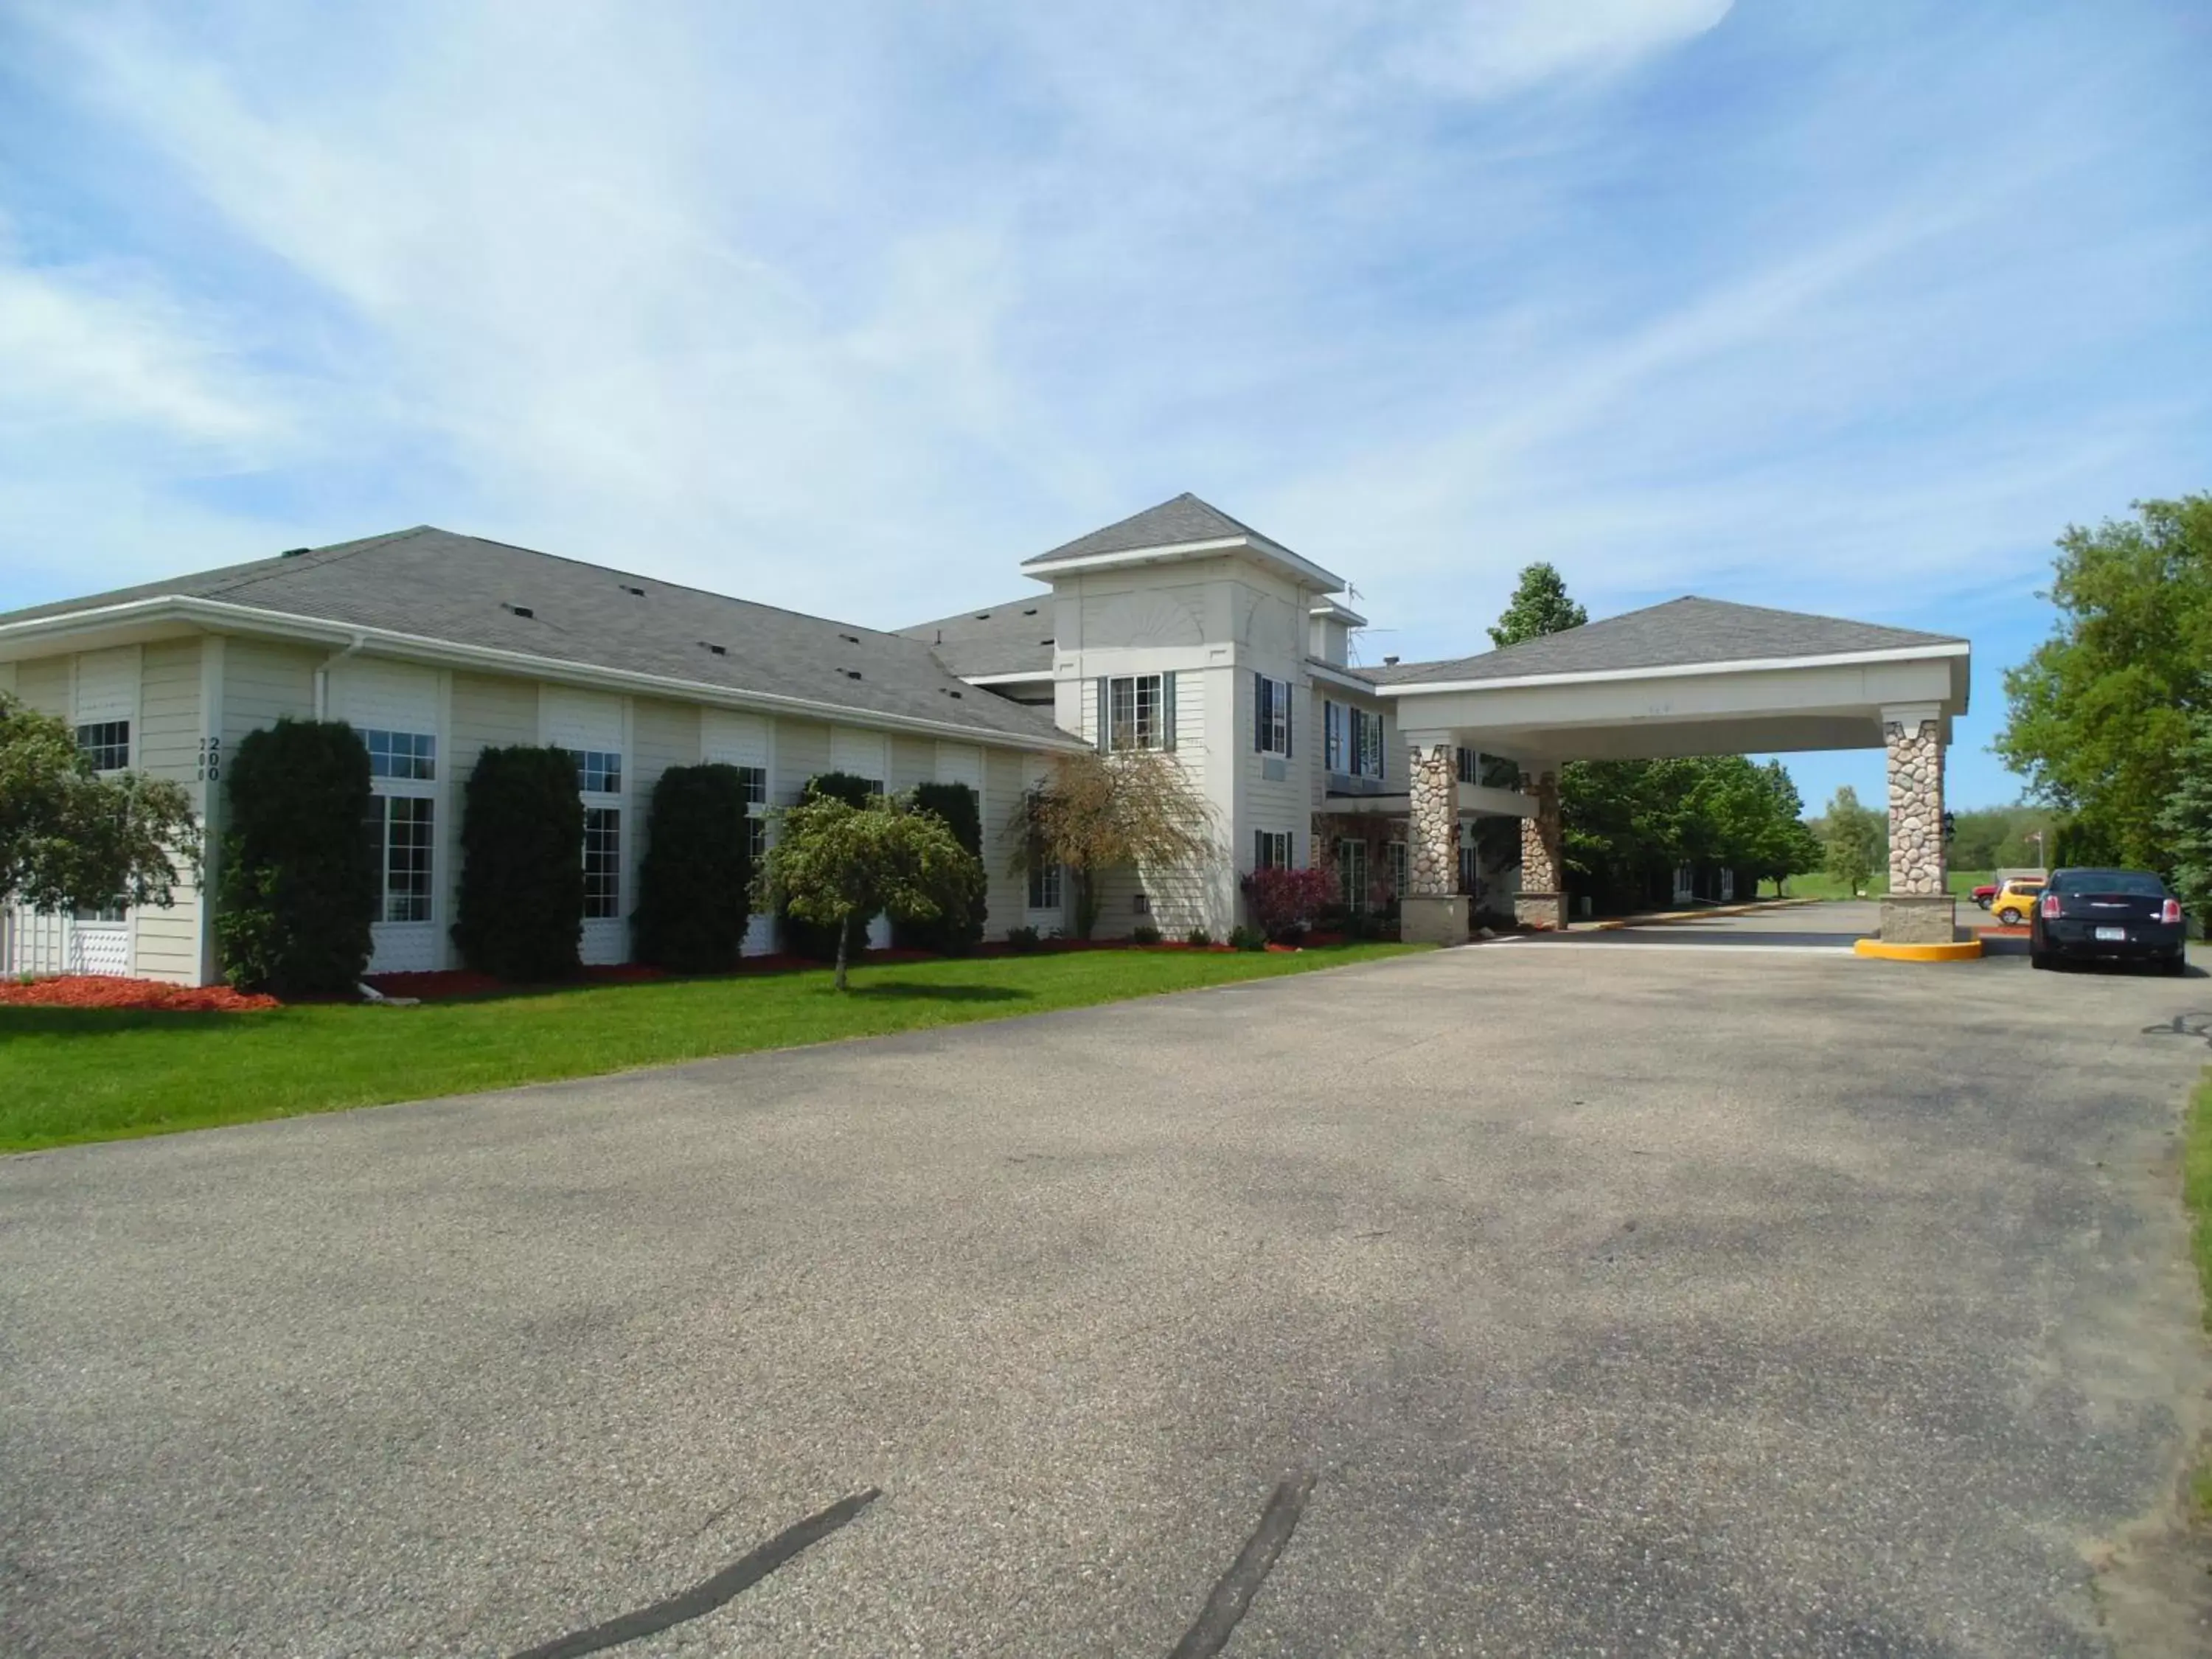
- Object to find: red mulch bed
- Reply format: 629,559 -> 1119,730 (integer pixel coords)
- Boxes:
0,975 -> 279,1012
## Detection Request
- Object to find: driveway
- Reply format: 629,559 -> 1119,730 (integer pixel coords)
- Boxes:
2,934 -> 2207,1657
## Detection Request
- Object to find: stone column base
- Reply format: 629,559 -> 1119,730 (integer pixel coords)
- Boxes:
1401,895 -> 1468,945
1879,894 -> 1958,945
1514,891 -> 1565,931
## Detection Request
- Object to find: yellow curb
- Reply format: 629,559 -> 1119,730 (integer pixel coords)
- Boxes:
1852,938 -> 1984,962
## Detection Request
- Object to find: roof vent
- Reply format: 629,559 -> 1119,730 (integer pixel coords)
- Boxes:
1023,608 -> 1037,616
1038,639 -> 1052,647
838,632 -> 860,644
975,612 -> 990,620
280,546 -> 311,558
504,602 -> 535,619
845,669 -> 863,681
700,641 -> 727,656
620,584 -> 646,597
1383,654 -> 1399,666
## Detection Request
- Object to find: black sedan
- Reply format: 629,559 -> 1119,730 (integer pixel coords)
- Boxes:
2028,868 -> 2189,974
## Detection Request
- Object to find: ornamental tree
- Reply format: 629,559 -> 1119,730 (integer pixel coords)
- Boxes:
1012,748 -> 1214,939
633,763 -> 754,973
1822,785 -> 1885,898
758,790 -> 984,990
215,719 -> 377,995
1488,562 -> 1589,649
0,690 -> 198,915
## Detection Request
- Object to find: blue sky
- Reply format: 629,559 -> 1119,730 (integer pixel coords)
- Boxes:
1,1 -> 2205,809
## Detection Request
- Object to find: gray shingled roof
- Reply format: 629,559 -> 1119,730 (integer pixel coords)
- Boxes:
0,527 -> 1077,746
1023,492 -> 1280,567
1371,597 -> 1966,686
898,597 -> 1056,679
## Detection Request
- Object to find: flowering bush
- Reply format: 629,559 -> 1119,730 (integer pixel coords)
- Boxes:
1245,864 -> 1340,942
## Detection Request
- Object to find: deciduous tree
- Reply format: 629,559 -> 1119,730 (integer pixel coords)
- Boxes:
1012,748 -> 1214,939
0,691 -> 198,916
1998,495 -> 2212,872
1822,785 -> 1884,897
759,791 -> 983,989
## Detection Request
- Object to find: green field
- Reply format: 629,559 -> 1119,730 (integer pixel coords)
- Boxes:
0,944 -> 1421,1153
1762,869 -> 1994,902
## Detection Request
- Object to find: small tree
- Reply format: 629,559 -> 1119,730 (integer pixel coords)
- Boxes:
633,764 -> 752,973
894,781 -> 986,954
1823,785 -> 1885,897
781,772 -> 887,962
757,791 -> 983,990
216,719 -> 378,994
452,746 -> 584,981
0,691 -> 199,917
1012,749 -> 1214,939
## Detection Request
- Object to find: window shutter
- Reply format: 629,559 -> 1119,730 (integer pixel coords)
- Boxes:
1284,683 -> 1293,759
1095,677 -> 1110,754
1161,671 -> 1177,751
1253,672 -> 1265,753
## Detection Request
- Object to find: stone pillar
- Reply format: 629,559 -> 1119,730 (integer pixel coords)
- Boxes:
1400,737 -> 1467,945
1879,706 -> 1955,945
1514,766 -> 1565,930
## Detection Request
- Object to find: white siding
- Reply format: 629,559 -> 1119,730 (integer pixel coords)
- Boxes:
133,639 -> 203,984
540,686 -> 623,753
830,725 -> 888,784
73,646 -> 139,727
776,718 -> 831,802
15,655 -> 70,719
889,734 -> 933,793
222,639 -> 317,749
702,710 -> 770,768
327,658 -> 439,734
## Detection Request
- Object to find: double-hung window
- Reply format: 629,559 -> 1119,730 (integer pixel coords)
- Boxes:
1351,707 -> 1384,781
1028,862 -> 1063,911
1105,674 -> 1167,751
568,748 -> 625,920
75,720 -> 131,773
736,765 -> 769,864
1337,838 -> 1369,913
1254,674 -> 1292,757
360,729 -> 437,923
1390,841 -> 1410,900
1254,829 -> 1293,872
1324,700 -> 1349,772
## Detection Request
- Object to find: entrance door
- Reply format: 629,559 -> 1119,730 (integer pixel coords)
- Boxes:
1336,838 -> 1369,913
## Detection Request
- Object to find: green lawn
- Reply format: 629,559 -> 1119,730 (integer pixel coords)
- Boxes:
0,944 -> 1421,1153
1763,869 -> 1994,902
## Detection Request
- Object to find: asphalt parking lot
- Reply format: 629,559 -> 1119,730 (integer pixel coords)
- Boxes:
2,908 -> 2208,1657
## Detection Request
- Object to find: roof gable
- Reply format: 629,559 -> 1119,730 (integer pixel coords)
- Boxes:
1372,597 -> 1966,686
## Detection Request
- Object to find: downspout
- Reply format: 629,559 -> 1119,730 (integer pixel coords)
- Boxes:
313,633 -> 367,720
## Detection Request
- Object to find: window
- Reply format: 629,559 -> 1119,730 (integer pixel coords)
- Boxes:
1254,674 -> 1291,757
1324,700 -> 1348,771
1254,829 -> 1293,871
583,807 -> 622,919
73,900 -> 126,924
1338,838 -> 1369,913
1457,747 -> 1481,785
364,728 -> 436,781
569,749 -> 622,793
361,796 -> 436,922
737,765 -> 769,863
76,720 -> 130,772
1107,674 -> 1166,751
1351,708 -> 1384,780
1390,841 -> 1410,900
1028,862 -> 1063,911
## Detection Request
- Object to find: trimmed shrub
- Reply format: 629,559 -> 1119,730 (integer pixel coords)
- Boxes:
782,772 -> 882,961
216,719 -> 377,995
1228,924 -> 1267,952
1130,923 -> 1163,946
1246,865 -> 1340,942
1004,925 -> 1042,952
894,781 -> 986,954
452,746 -> 584,981
633,764 -> 752,973
1185,926 -> 1214,947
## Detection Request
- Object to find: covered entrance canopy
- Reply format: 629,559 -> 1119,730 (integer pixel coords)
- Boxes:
1370,598 -> 1971,945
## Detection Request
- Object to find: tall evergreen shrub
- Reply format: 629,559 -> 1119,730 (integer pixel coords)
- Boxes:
782,771 -> 881,961
633,763 -> 752,972
894,780 -> 985,953
452,745 -> 584,981
216,719 -> 377,995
